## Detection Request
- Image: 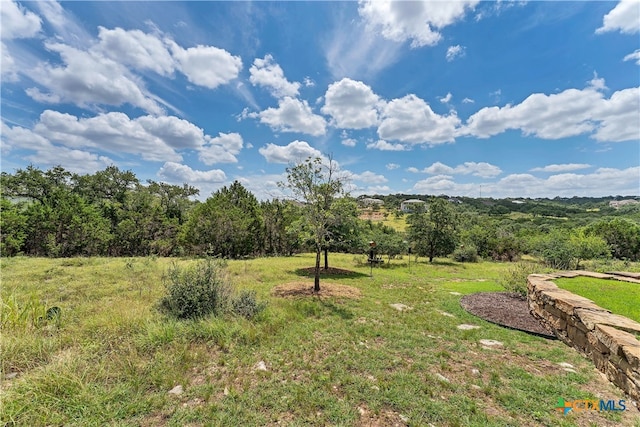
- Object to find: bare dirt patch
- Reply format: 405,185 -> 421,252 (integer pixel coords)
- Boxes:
298,266 -> 360,276
460,292 -> 555,338
272,281 -> 362,299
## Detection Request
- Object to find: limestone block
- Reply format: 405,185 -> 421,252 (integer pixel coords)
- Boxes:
544,290 -> 602,315
594,324 -> 640,358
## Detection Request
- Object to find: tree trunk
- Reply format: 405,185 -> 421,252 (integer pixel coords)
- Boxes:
324,247 -> 329,270
314,247 -> 321,292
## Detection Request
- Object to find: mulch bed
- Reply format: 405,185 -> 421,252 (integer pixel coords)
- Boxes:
272,281 -> 362,299
460,292 -> 556,339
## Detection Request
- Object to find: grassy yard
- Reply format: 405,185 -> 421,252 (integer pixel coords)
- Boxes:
554,277 -> 640,323
1,255 -> 638,426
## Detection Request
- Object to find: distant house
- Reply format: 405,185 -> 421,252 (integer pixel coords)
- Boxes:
400,199 -> 426,213
360,198 -> 384,207
609,199 -> 639,209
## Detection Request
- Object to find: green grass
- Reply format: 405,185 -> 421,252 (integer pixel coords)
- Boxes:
1,255 -> 639,426
554,277 -> 640,323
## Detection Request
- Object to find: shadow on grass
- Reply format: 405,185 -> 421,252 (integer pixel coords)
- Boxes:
293,267 -> 369,279
293,297 -> 355,320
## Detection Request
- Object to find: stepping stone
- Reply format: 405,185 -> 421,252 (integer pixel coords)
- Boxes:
438,310 -> 456,318
479,339 -> 503,347
471,368 -> 480,376
449,292 -> 462,296
254,360 -> 268,371
457,324 -> 480,330
435,373 -> 450,383
563,368 -> 577,373
389,303 -> 412,312
168,385 -> 183,395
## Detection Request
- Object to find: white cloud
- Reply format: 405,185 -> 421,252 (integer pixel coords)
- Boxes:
249,54 -> 300,98
26,42 -> 163,114
34,1 -> 92,48
199,132 -> 243,165
464,83 -> 640,142
414,161 -> 502,178
366,139 -> 408,151
446,45 -> 465,61
324,17 -> 403,80
1,1 -> 41,39
359,0 -> 479,48
378,94 -> 461,145
596,0 -> 640,35
386,163 -> 400,170
253,97 -> 327,136
349,170 -> 388,184
530,164 -> 591,173
439,92 -> 453,103
1,42 -> 18,81
258,140 -> 323,164
624,49 -> 640,65
406,167 -> 420,173
303,77 -> 315,87
342,138 -> 357,147
168,41 -> 242,89
96,26 -> 175,75
413,167 -> 640,198
462,97 -> 475,104
1,121 -> 113,174
31,110 -> 218,162
322,78 -> 381,129
158,162 -> 226,183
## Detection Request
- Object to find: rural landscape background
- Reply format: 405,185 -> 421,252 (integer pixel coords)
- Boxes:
2,0 -> 640,425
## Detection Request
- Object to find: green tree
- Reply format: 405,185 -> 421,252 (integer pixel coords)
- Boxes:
587,218 -> 640,261
0,198 -> 28,256
280,157 -> 347,292
261,199 -> 302,256
408,198 -> 458,262
183,181 -> 262,258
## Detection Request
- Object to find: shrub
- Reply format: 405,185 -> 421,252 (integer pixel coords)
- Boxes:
232,290 -> 267,319
499,262 -> 544,298
452,245 -> 478,263
160,259 -> 233,319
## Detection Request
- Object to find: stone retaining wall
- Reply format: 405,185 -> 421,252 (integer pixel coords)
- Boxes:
527,271 -> 640,401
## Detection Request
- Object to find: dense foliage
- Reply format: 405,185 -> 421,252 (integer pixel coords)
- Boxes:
2,165 -> 639,265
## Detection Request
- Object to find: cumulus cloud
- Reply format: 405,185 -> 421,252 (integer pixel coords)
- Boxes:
258,140 -> 323,164
1,42 -> 18,81
1,1 -> 41,39
366,139 -> 408,151
349,170 -> 388,184
378,94 -> 461,145
412,167 -> 640,198
158,162 -> 226,183
96,26 -> 175,75
1,121 -> 113,174
198,132 -> 243,165
26,42 -> 163,114
29,110 -> 225,163
463,82 -> 640,142
252,97 -> 327,136
249,54 -> 300,98
446,45 -> 465,61
462,97 -> 475,104
530,163 -> 591,173
596,0 -> 640,35
413,161 -> 502,178
168,41 -> 242,89
624,49 -> 640,65
342,138 -> 357,147
439,92 -> 452,103
359,0 -> 479,48
322,78 -> 381,129
386,163 -> 400,170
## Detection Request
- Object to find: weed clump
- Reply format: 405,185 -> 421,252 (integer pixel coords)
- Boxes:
160,259 -> 266,320
499,261 -> 545,298
452,245 -> 478,263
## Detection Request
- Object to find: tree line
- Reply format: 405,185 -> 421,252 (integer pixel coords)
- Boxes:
2,164 -> 639,269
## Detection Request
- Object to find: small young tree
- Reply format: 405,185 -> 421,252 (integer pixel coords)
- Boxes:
280,156 -> 348,292
408,198 -> 458,262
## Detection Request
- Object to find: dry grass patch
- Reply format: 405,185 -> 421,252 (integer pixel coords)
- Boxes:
272,281 -> 362,299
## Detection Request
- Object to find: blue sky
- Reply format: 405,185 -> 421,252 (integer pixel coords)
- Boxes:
1,0 -> 639,200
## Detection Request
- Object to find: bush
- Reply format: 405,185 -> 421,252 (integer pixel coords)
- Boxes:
499,262 -> 544,298
232,290 -> 267,319
452,245 -> 478,263
160,259 -> 233,319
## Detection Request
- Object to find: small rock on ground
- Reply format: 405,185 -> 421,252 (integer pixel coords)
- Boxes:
457,324 -> 480,330
438,310 -> 456,317
479,339 -> 503,347
168,385 -> 183,395
254,361 -> 268,371
389,303 -> 412,312
435,373 -> 450,383
449,292 -> 462,296
557,362 -> 574,369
